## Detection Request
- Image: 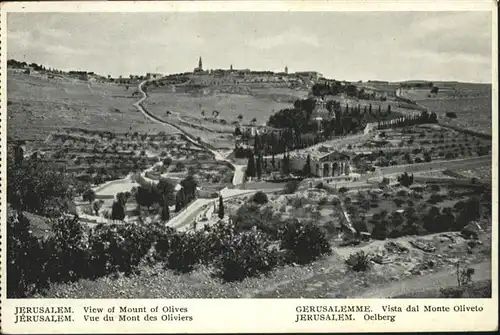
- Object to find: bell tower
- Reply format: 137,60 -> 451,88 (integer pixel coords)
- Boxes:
198,56 -> 203,70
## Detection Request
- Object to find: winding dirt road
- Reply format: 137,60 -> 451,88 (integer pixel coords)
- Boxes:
133,79 -> 246,186
129,79 -> 261,229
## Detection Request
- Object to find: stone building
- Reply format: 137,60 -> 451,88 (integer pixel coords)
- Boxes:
294,71 -> 323,81
311,151 -> 351,177
146,72 -> 163,79
262,149 -> 352,178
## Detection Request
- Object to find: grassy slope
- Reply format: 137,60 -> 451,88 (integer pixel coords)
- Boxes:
142,87 -> 295,149
144,91 -> 292,125
400,83 -> 492,135
7,70 -> 176,141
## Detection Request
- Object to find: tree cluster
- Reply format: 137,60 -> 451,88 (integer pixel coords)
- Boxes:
377,111 -> 438,130
397,172 -> 414,187
7,150 -> 76,217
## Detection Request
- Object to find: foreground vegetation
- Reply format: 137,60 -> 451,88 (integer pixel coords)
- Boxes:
8,208 -> 332,297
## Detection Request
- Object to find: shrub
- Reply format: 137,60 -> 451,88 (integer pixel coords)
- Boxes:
428,193 -> 444,204
397,172 -> 414,187
440,286 -> 465,298
7,211 -> 47,297
44,215 -> 90,282
318,197 -> 328,206
393,198 -> 405,207
456,261 -> 475,287
279,220 -> 331,264
371,220 -> 389,240
251,191 -> 269,205
282,180 -> 300,194
397,189 -> 408,197
361,199 -> 371,210
88,223 -> 154,277
445,112 -> 457,118
353,217 -> 369,233
430,184 -> 441,192
194,221 -> 235,263
214,229 -> 278,282
82,189 -> 96,204
346,251 -> 370,272
164,232 -> 200,273
154,227 -> 201,273
7,159 -> 75,217
233,204 -> 279,239
315,182 -> 325,189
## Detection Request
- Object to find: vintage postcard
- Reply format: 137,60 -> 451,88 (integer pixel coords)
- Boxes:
0,0 -> 498,333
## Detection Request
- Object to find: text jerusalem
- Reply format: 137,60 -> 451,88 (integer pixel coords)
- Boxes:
14,306 -> 74,324
295,305 -> 373,322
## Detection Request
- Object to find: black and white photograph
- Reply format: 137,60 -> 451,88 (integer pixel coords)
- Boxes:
3,5 -> 495,304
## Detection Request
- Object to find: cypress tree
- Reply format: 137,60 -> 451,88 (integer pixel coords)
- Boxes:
111,201 -> 125,221
161,201 -> 170,221
256,155 -> 263,179
282,154 -> 290,175
246,152 -> 256,178
14,145 -> 24,167
254,133 -> 261,153
218,196 -> 224,219
303,154 -> 312,176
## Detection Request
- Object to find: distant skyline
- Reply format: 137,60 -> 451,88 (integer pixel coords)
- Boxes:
7,11 -> 493,83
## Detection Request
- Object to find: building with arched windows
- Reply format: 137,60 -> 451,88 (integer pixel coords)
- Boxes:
262,149 -> 353,178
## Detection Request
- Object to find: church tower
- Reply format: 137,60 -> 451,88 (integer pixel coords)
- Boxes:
285,66 -> 288,75
198,56 -> 203,70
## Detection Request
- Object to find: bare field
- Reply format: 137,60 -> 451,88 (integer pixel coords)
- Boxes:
144,91 -> 292,124
452,166 -> 492,181
143,90 -> 294,148
247,86 -> 309,103
400,84 -> 492,135
7,71 -> 176,141
419,96 -> 492,135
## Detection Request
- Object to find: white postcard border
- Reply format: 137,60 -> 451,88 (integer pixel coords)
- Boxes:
0,1 -> 498,333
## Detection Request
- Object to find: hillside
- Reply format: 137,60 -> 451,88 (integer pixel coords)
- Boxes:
398,83 -> 492,135
142,74 -> 309,149
7,69 -> 175,141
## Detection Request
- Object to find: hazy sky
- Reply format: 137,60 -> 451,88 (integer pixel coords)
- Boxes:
7,11 -> 493,82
